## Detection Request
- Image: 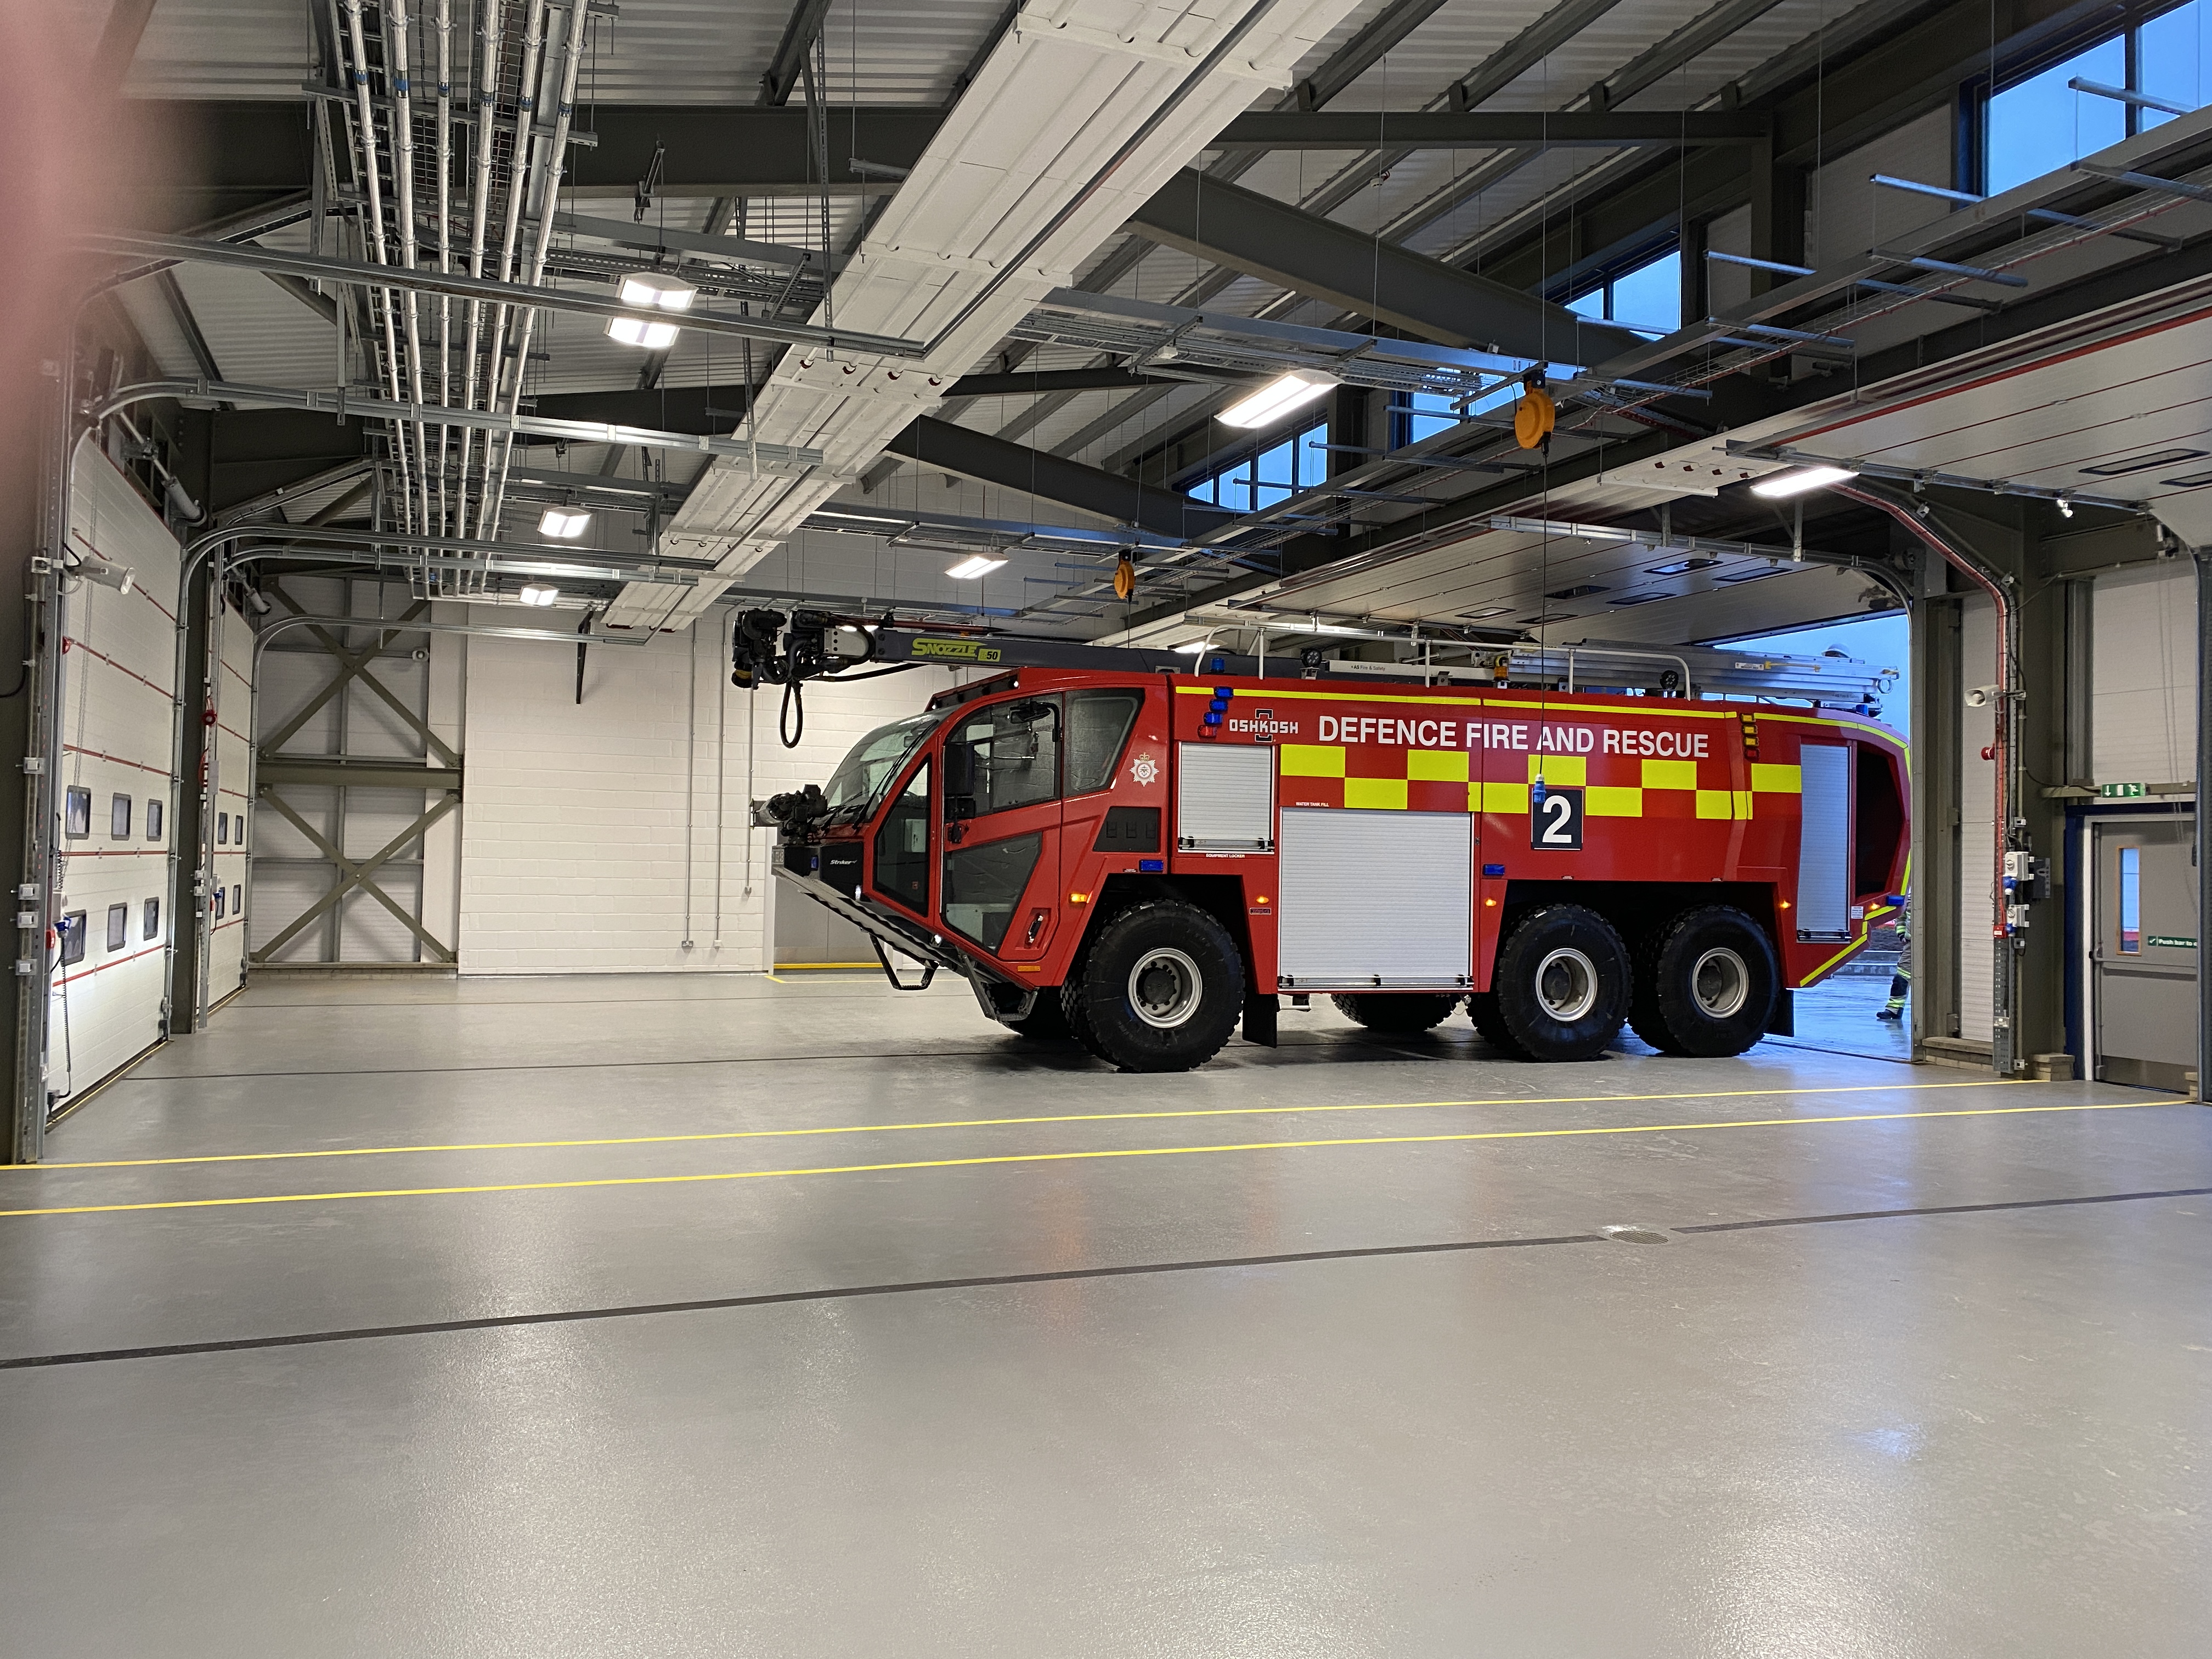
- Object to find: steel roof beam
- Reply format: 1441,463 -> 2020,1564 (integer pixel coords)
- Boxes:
1122,170 -> 1646,360
759,0 -> 838,108
1212,110 -> 1768,148
88,231 -> 927,359
882,417 -> 1243,544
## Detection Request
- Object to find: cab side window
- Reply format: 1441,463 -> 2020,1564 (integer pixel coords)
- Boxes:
1064,690 -> 1143,795
943,696 -> 1059,819
871,763 -> 930,916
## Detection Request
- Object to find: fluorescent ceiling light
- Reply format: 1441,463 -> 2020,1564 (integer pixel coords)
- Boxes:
1174,640 -> 1212,653
538,506 -> 591,540
518,584 -> 560,606
1218,369 -> 1336,430
618,272 -> 697,312
606,316 -> 680,350
1750,465 -> 1853,498
945,555 -> 1007,580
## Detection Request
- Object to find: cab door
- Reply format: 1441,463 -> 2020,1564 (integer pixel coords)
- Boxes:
938,695 -> 1063,962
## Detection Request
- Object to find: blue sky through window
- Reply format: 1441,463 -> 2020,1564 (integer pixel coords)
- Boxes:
1566,248 -> 1681,337
1986,3 -> 2209,193
1185,420 -> 1328,511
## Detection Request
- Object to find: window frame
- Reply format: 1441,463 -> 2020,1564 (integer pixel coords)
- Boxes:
1178,416 -> 1332,515
1975,0 -> 2209,193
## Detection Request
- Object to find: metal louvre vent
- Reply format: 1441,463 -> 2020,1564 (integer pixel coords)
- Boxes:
1177,742 -> 1274,851
1277,808 -> 1472,989
1796,743 -> 1852,940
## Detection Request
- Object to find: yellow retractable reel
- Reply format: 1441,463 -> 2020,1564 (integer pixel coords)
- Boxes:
1113,555 -> 1136,600
1513,369 -> 1556,452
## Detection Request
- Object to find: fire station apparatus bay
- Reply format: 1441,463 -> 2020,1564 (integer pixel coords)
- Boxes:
0,968 -> 2203,1659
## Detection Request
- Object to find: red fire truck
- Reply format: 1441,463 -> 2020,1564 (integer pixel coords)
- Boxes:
765,631 -> 1909,1072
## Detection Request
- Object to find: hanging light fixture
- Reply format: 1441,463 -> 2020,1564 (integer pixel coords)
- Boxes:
945,554 -> 1007,579
538,506 -> 591,539
518,584 -> 561,606
1218,369 -> 1336,429
606,316 -> 681,350
617,272 -> 697,312
1751,465 -> 1853,498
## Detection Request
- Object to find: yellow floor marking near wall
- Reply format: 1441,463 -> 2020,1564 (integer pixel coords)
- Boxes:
0,1099 -> 2172,1220
19,1079 -> 2040,1173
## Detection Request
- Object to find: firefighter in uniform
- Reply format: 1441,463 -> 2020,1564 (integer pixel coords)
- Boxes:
1876,895 -> 1911,1022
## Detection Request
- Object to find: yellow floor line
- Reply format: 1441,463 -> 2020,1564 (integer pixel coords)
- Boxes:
0,1099 -> 2172,1220
19,1079 -> 2042,1173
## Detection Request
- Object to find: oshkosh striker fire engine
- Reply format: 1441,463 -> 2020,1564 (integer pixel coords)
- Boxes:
756,619 -> 1908,1074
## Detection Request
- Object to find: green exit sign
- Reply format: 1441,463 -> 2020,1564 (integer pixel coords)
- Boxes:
2097,782 -> 2147,798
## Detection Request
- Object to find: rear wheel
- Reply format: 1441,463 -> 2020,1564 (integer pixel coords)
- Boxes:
1065,900 -> 1244,1072
1490,905 -> 1630,1062
1329,992 -> 1462,1033
1628,906 -> 1778,1057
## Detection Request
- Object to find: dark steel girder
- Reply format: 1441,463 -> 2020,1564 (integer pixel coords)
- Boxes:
154,100 -> 1770,208
1122,170 -> 1647,362
1211,110 -> 1768,148
884,417 -> 1243,544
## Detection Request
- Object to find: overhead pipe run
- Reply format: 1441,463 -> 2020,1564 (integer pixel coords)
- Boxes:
483,3 -> 589,544
1837,481 -> 2022,1077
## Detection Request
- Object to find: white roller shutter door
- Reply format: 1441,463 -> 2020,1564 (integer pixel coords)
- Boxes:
50,439 -> 183,1100
1796,742 -> 1852,940
1177,742 -> 1274,851
1277,808 -> 1471,989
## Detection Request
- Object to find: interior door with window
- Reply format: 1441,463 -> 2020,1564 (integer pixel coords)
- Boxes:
2091,817 -> 2199,1091
939,695 -> 1063,963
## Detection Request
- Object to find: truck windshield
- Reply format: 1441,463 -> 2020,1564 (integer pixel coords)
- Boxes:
822,712 -> 942,814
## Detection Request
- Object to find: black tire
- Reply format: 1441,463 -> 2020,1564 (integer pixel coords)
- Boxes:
1006,995 -> 1075,1041
1329,992 -> 1462,1033
1057,978 -> 1114,1061
1065,900 -> 1244,1073
1489,905 -> 1630,1062
1627,905 -> 1779,1058
1464,991 -> 1530,1058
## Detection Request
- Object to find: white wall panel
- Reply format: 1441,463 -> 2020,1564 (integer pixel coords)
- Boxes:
50,442 -> 181,1102
459,617 -> 961,974
2092,563 -> 2198,786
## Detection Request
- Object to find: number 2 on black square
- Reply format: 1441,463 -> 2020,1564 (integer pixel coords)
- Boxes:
1531,786 -> 1583,850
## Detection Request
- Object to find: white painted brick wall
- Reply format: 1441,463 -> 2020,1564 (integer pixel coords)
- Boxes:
459,614 -> 962,974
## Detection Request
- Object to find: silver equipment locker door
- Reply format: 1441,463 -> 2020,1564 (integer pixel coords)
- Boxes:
1796,742 -> 1853,939
1277,808 -> 1472,988
1177,742 -> 1275,851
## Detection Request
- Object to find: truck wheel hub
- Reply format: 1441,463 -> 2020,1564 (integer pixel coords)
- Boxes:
1690,947 -> 1749,1018
1128,947 -> 1203,1029
1533,947 -> 1599,1022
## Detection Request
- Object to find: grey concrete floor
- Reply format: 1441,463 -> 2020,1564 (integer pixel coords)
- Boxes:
1,971 -> 2206,1657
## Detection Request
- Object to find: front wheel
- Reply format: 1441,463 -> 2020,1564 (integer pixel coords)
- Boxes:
1006,996 -> 1075,1041
1628,906 -> 1779,1057
1064,900 -> 1244,1072
1490,905 -> 1630,1061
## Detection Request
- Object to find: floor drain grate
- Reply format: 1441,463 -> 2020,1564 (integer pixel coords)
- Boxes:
1599,1224 -> 1671,1245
